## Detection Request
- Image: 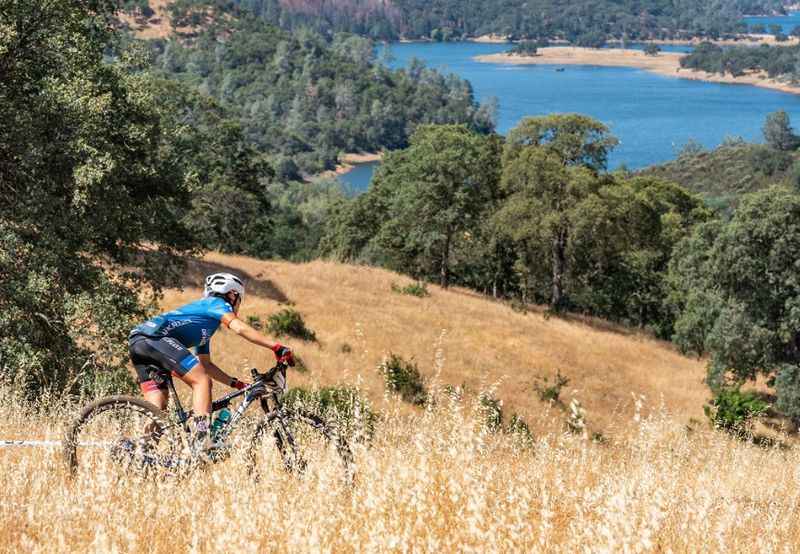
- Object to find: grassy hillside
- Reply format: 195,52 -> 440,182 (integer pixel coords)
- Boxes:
6,253 -> 800,552
170,252 -> 708,434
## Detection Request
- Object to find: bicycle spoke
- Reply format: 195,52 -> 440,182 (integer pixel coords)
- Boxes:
65,397 -> 185,478
246,410 -> 352,482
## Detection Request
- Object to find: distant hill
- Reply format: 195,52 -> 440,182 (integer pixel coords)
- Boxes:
176,0 -> 786,41
165,252 -> 709,435
642,142 -> 798,212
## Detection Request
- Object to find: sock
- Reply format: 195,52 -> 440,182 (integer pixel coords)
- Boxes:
193,415 -> 210,435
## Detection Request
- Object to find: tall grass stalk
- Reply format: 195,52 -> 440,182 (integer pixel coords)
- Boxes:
1,386 -> 799,551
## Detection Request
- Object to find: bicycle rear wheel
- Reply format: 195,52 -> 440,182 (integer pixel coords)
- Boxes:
63,395 -> 185,477
247,410 -> 353,482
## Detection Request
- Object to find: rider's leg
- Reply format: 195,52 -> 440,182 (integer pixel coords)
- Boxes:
143,387 -> 168,411
180,364 -> 212,416
139,383 -> 169,439
180,366 -> 216,453
128,336 -> 219,451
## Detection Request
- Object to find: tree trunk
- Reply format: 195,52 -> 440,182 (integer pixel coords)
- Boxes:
551,229 -> 567,310
440,230 -> 452,289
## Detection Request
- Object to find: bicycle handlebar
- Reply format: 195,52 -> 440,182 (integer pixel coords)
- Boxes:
250,362 -> 287,384
210,363 -> 288,413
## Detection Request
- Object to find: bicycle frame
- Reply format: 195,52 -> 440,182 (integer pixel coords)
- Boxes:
159,365 -> 285,443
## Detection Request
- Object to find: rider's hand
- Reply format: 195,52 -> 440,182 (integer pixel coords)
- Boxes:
230,377 -> 248,391
271,343 -> 295,367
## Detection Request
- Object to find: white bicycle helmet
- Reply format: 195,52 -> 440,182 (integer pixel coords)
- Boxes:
203,272 -> 245,301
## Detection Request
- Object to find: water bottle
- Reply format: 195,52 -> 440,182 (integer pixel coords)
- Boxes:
210,408 -> 231,440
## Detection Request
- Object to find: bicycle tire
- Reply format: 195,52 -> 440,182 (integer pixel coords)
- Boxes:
63,395 -> 184,477
246,409 -> 353,483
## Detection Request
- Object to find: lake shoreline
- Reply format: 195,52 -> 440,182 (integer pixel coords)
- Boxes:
475,47 -> 800,96
461,33 -> 799,46
316,152 -> 383,181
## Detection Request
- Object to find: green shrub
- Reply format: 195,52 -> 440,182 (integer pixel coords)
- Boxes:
704,387 -> 769,436
479,393 -> 503,433
534,370 -> 569,404
267,308 -> 317,342
748,145 -> 792,176
511,40 -> 538,56
284,386 -> 377,440
507,413 -> 534,446
643,43 -> 660,56
246,315 -> 263,330
443,383 -> 469,402
378,354 -> 428,406
79,368 -> 137,397
391,281 -> 430,298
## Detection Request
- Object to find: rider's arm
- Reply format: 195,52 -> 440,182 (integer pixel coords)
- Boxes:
223,314 -> 280,350
197,354 -> 242,388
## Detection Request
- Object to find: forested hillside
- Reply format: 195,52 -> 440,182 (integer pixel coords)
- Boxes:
681,40 -> 800,81
171,0 -> 786,41
146,11 -> 494,176
643,112 -> 800,211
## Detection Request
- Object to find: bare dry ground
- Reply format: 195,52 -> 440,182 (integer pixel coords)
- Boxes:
116,0 -> 175,39
7,253 -> 799,552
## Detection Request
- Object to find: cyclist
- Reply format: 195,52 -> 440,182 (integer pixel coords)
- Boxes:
128,272 -> 294,451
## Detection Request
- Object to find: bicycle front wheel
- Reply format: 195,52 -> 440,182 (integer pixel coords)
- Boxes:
63,395 -> 185,477
247,409 -> 353,482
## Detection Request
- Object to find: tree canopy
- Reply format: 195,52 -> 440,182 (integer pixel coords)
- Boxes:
0,0 -> 196,394
668,187 -> 800,418
763,110 -> 799,152
324,115 -> 706,336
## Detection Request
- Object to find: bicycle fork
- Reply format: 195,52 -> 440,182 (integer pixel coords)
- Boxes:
261,398 -> 306,474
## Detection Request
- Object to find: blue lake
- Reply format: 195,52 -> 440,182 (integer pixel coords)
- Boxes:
339,41 -> 800,190
743,12 -> 800,34
338,162 -> 377,191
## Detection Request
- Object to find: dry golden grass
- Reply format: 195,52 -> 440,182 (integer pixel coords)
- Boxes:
1,386 -> 800,552
116,0 -> 175,39
11,253 -> 782,552
169,252 -> 708,436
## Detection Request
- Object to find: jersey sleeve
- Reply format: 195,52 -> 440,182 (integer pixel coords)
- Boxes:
206,298 -> 234,321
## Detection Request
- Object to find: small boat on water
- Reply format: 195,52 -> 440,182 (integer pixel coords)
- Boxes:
555,67 -> 565,72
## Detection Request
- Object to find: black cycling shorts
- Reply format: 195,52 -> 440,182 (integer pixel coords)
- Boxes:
129,334 -> 200,390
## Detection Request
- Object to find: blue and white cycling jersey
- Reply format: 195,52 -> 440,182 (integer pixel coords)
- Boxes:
130,296 -> 233,355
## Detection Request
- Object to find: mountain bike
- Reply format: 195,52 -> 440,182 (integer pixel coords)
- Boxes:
63,362 -> 353,480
